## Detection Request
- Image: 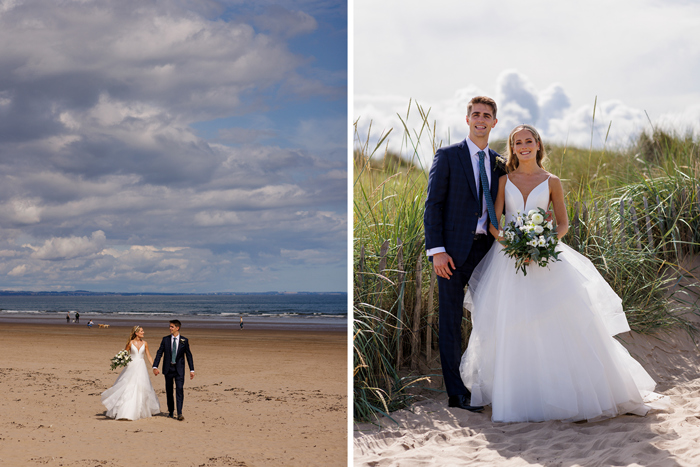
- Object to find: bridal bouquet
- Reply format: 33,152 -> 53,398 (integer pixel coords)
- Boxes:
500,207 -> 561,276
110,350 -> 132,370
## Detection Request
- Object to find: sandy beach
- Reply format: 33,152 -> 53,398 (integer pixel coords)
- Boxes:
354,314 -> 700,466
0,322 -> 346,466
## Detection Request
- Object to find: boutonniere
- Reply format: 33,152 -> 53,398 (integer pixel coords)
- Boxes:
495,155 -> 507,172
181,338 -> 186,342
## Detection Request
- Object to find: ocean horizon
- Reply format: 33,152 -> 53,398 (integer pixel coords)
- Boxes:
0,292 -> 347,331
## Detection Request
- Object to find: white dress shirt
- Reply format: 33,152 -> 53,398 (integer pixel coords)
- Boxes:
426,137 -> 491,257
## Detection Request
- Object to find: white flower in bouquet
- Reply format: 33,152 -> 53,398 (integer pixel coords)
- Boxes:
110,349 -> 132,371
499,207 -> 562,275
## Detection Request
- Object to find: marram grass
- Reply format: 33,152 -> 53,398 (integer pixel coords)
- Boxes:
353,101 -> 700,423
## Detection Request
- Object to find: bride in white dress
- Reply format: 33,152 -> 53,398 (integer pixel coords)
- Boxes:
460,124 -> 660,423
101,325 -> 161,420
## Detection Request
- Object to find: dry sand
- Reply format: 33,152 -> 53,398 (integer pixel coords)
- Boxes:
0,323 -> 346,466
355,316 -> 700,466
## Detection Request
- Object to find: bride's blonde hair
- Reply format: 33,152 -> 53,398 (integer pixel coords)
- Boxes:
126,325 -> 142,347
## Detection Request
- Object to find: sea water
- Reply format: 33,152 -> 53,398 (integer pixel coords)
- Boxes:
0,293 -> 347,331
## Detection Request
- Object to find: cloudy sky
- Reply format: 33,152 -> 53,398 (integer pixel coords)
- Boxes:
0,0 -> 346,293
354,0 -> 700,154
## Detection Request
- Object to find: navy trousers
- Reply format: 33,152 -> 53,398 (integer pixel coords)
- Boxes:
164,364 -> 185,415
437,235 -> 491,397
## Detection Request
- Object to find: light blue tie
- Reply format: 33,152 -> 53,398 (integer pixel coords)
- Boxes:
478,150 -> 499,230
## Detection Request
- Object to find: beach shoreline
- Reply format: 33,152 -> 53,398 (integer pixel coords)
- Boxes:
0,323 -> 347,466
0,312 -> 346,332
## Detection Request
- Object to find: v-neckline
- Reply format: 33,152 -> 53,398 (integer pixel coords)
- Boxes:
507,176 -> 550,209
132,342 -> 144,352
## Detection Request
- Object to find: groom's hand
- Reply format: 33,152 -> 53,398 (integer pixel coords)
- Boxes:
153,368 -> 159,376
433,252 -> 455,279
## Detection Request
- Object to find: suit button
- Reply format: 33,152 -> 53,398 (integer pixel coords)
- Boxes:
475,212 -> 479,216
471,230 -> 475,234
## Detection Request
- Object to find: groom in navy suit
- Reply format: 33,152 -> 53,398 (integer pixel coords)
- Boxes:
424,96 -> 504,412
153,320 -> 195,420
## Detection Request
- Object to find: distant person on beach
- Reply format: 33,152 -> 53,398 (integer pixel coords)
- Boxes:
240,316 -> 243,329
75,312 -> 79,323
101,325 -> 160,420
152,320 -> 195,421
66,312 -> 70,323
87,319 -> 93,328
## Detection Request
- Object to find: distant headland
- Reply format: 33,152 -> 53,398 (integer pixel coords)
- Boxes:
0,290 -> 347,296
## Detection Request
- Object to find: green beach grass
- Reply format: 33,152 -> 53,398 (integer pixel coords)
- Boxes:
353,101 -> 700,423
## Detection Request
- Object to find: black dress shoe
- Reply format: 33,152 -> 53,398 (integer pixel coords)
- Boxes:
448,394 -> 484,412
168,412 -> 174,418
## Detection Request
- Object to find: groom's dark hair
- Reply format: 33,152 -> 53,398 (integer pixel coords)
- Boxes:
170,319 -> 182,328
467,96 -> 498,119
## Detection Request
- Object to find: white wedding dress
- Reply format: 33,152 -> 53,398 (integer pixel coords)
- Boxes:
101,343 -> 160,420
460,176 -> 660,423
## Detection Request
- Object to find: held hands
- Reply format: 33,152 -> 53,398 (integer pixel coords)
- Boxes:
497,230 -> 506,246
433,252 -> 455,279
153,368 -> 160,376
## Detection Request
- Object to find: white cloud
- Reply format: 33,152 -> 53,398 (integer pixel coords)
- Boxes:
6,198 -> 43,224
252,6 -> 318,38
656,104 -> 700,135
194,211 -> 242,227
355,0 -> 700,160
495,70 -> 540,124
29,230 -> 106,261
0,0 -> 346,292
281,248 -> 337,265
539,84 -> 571,124
7,264 -> 28,276
355,69 -> 700,158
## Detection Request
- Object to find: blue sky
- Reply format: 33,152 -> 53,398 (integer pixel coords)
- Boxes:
354,0 -> 700,154
0,0 -> 347,293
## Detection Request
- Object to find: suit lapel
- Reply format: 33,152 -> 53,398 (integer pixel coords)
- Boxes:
457,140 -> 479,199
488,149 -> 500,201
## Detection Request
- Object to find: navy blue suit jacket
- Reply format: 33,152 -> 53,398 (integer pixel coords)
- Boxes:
424,139 -> 505,267
153,335 -> 194,377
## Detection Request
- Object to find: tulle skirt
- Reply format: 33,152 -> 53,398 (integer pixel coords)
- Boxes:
460,242 -> 659,423
101,358 -> 160,420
